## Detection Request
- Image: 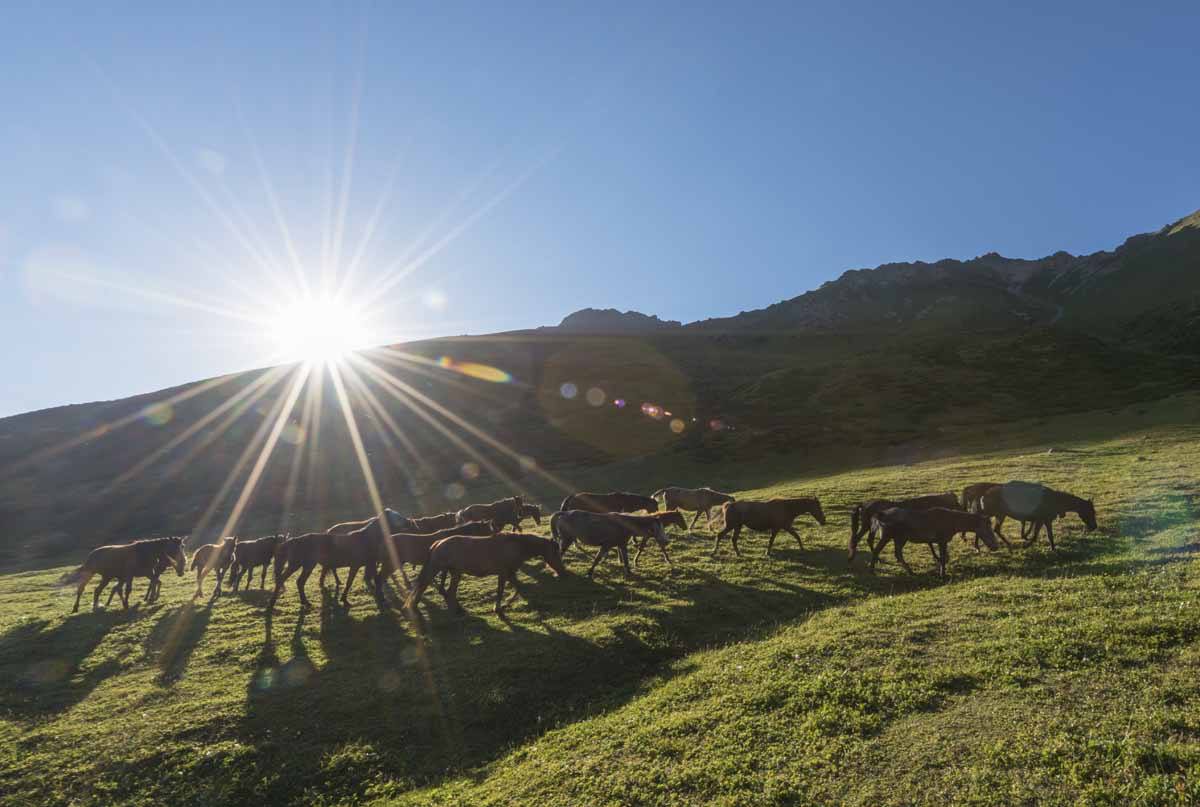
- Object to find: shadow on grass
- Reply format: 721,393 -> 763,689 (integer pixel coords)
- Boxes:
0,609 -> 129,718
143,602 -> 213,684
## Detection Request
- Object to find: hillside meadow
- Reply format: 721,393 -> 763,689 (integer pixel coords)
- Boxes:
1,394 -> 1198,805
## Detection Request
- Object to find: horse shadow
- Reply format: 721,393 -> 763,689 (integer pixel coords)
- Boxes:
142,603 -> 213,684
0,610 -> 127,718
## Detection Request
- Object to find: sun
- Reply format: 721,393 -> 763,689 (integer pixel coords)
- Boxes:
267,295 -> 371,364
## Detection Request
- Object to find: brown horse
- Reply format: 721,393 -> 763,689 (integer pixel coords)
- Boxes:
551,510 -> 669,576
374,520 -> 497,595
404,532 -> 566,615
270,525 -> 382,610
318,514 -> 396,592
105,552 -> 174,607
978,482 -> 1097,550
869,507 -> 999,577
716,498 -> 826,557
651,487 -> 735,529
327,508 -> 415,535
191,536 -> 237,599
849,493 -> 959,561
456,496 -> 524,531
229,533 -> 287,591
61,537 -> 186,612
559,491 -> 658,514
407,512 -> 459,533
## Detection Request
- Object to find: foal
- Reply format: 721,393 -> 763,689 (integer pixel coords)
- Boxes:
191,536 -> 237,599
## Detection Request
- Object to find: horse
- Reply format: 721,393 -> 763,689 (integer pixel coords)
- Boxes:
651,487 -> 735,530
551,510 -> 669,576
374,520 -> 497,597
849,493 -> 960,561
327,508 -> 415,535
518,503 -> 543,527
61,537 -> 187,612
407,512 -> 459,533
960,482 -> 1030,544
868,507 -> 999,577
559,491 -> 658,514
318,514 -> 396,592
456,496 -> 525,531
978,482 -> 1096,550
229,533 -> 287,591
104,552 -> 173,607
715,498 -> 826,557
191,536 -> 237,599
269,524 -> 382,610
404,532 -> 566,616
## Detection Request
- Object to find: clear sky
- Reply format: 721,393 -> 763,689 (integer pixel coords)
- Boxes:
2,1 -> 1197,417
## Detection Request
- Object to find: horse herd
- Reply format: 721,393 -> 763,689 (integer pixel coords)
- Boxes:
59,480 -> 1097,617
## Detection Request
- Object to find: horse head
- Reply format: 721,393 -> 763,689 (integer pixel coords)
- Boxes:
809,498 -> 827,526
542,539 -> 568,577
526,504 -> 542,525
1079,499 -> 1097,531
166,537 -> 187,576
974,514 -> 1000,551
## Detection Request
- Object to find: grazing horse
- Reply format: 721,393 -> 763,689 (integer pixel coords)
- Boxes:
404,532 -> 566,615
849,493 -> 959,561
407,512 -> 459,533
270,525 -> 382,610
559,491 -> 658,515
61,537 -> 186,612
374,520 -> 497,595
229,533 -> 287,591
978,482 -> 1097,550
518,503 -> 543,527
191,536 -> 237,599
869,507 -> 999,577
327,508 -> 415,535
651,487 -> 735,530
716,498 -> 826,557
456,496 -> 525,531
551,510 -> 670,576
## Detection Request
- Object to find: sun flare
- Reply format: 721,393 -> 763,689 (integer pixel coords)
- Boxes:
267,295 -> 370,364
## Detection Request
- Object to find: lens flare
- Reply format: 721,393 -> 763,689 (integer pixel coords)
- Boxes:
641,402 -> 662,419
560,382 -> 578,400
670,418 -> 685,434
142,402 -> 174,426
436,356 -> 512,384
586,387 -> 606,406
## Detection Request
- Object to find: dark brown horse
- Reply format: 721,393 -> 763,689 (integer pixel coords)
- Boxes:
407,512 -> 459,533
559,491 -> 658,514
978,482 -> 1097,550
105,552 -> 174,607
374,520 -> 497,595
404,532 -> 566,615
551,510 -> 670,576
849,493 -> 959,561
229,533 -> 287,591
651,487 -> 735,529
869,507 -> 999,577
518,503 -> 543,527
270,524 -> 382,610
456,496 -> 525,531
716,498 -> 826,557
61,537 -> 186,612
191,536 -> 237,599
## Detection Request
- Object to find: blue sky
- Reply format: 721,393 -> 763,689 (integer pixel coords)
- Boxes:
1,1 -> 1197,417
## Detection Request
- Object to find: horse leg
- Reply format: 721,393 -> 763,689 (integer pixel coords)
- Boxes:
766,529 -> 778,557
72,571 -> 94,613
494,575 -> 507,613
342,567 -> 359,606
296,564 -> 314,609
587,547 -> 609,577
1045,521 -> 1057,551
213,567 -> 226,599
689,510 -> 704,530
260,564 -> 269,590
93,576 -> 112,611
730,526 -> 743,557
504,572 -> 522,607
712,527 -> 728,556
105,580 -> 120,607
893,540 -> 915,575
786,526 -> 804,550
633,537 -> 647,567
193,566 -> 205,599
445,571 -> 464,615
618,544 -> 634,577
268,562 -> 296,610
658,541 -> 673,569
940,541 -> 951,578
120,577 -> 132,609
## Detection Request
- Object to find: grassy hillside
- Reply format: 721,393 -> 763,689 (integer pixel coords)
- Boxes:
2,395 -> 1199,805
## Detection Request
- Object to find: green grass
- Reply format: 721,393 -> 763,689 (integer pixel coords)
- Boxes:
3,397 -> 1200,805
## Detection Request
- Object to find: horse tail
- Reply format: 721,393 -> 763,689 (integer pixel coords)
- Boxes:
58,564 -> 87,585
559,495 -> 574,513
404,562 -> 437,611
549,511 -> 561,541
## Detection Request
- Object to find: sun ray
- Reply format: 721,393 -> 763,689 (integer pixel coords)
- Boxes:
276,367 -> 322,533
